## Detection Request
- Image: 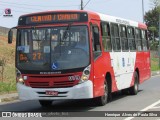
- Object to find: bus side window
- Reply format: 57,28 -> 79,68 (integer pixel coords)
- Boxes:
111,23 -> 121,51
101,22 -> 111,51
92,25 -> 101,59
120,25 -> 128,51
146,30 -> 149,50
135,28 -> 142,51
127,27 -> 136,51
142,30 -> 148,51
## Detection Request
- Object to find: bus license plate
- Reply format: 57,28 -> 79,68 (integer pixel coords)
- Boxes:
46,91 -> 58,96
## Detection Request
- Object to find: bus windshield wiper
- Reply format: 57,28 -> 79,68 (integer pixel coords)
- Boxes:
32,27 -> 39,41
62,22 -> 72,40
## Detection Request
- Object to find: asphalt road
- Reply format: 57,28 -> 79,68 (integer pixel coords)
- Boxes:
0,75 -> 160,120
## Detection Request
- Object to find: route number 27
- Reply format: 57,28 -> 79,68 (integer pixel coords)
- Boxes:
33,52 -> 42,60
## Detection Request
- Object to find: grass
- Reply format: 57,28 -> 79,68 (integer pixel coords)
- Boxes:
0,81 -> 16,94
0,34 -> 16,94
151,57 -> 160,71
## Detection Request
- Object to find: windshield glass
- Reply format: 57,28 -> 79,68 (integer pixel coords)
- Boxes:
16,25 -> 90,71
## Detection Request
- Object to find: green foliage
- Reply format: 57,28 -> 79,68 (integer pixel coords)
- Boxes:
151,57 -> 160,71
144,0 -> 160,40
0,32 -> 16,94
0,81 -> 16,94
144,6 -> 160,40
148,26 -> 157,32
150,41 -> 159,50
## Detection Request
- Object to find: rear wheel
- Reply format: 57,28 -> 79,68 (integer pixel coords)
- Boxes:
39,100 -> 53,107
94,80 -> 108,106
129,72 -> 139,95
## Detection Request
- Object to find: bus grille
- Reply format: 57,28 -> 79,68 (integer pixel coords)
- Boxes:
28,81 -> 76,88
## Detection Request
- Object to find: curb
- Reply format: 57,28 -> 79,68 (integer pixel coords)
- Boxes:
0,71 -> 160,103
151,71 -> 160,76
0,93 -> 18,103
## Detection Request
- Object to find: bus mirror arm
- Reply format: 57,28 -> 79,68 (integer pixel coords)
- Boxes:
8,27 -> 17,44
8,30 -> 13,44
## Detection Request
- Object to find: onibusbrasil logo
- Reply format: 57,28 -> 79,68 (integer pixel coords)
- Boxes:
3,8 -> 13,17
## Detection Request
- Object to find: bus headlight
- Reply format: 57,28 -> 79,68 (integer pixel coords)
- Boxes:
16,69 -> 24,84
79,65 -> 91,84
18,77 -> 24,83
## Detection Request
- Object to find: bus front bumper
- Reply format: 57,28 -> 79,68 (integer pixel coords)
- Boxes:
17,80 -> 93,100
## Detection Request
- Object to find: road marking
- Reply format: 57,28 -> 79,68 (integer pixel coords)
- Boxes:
150,106 -> 160,109
124,99 -> 160,120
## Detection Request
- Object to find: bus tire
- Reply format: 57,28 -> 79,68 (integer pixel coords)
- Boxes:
39,100 -> 53,107
129,72 -> 139,95
95,80 -> 108,106
121,88 -> 129,95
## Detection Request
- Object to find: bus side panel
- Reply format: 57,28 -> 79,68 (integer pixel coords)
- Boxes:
93,55 -> 107,97
135,52 -> 146,83
93,52 -> 117,97
103,52 -> 118,93
143,51 -> 151,81
130,52 -> 144,86
89,18 -> 118,97
130,51 -> 151,87
110,52 -> 136,90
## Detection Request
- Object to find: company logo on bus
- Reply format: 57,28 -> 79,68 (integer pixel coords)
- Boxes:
3,8 -> 13,17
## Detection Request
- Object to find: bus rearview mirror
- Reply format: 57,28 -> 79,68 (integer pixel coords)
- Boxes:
8,30 -> 13,44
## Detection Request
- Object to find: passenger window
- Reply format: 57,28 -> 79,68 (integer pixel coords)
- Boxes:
142,30 -> 148,51
111,24 -> 121,51
127,27 -> 136,50
101,22 -> 111,51
135,29 -> 142,51
120,25 -> 128,51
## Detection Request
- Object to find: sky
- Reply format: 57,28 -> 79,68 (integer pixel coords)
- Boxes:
0,0 -> 153,28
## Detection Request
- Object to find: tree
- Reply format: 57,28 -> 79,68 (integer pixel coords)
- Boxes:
150,0 -> 159,8
144,0 -> 160,40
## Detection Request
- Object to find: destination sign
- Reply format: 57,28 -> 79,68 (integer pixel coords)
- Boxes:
29,14 -> 79,23
18,12 -> 88,25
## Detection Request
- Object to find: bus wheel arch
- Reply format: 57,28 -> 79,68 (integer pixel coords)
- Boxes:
94,72 -> 112,106
105,72 -> 112,101
135,68 -> 139,83
129,69 -> 139,95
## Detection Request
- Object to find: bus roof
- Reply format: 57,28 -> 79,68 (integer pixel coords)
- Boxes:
19,10 -> 147,29
19,10 -> 88,17
96,12 -> 147,29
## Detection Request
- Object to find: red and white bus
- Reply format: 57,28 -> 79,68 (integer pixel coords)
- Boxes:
8,10 -> 151,107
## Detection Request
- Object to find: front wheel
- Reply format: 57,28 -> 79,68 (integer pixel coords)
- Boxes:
129,72 -> 139,95
94,80 -> 108,106
39,100 -> 53,107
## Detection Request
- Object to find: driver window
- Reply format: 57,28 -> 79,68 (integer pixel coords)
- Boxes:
92,25 -> 101,59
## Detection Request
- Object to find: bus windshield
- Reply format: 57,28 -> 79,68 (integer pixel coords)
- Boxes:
16,25 -> 90,71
